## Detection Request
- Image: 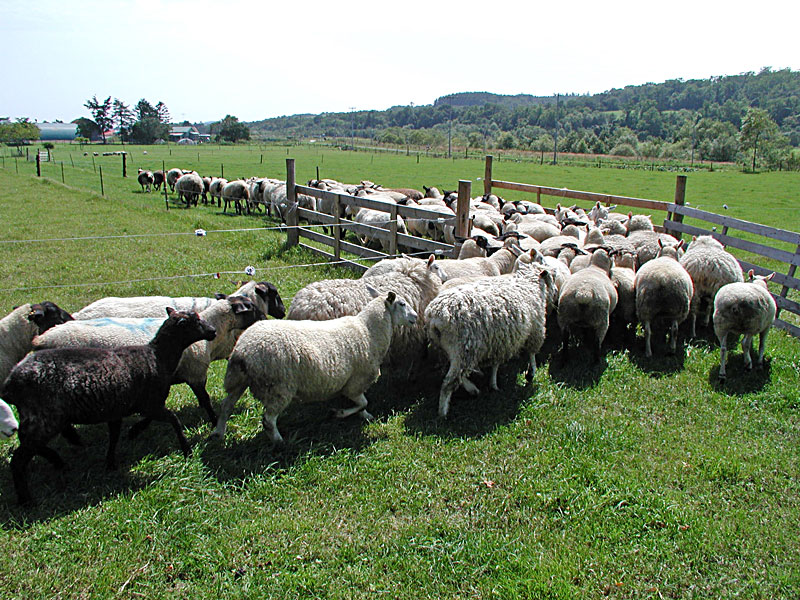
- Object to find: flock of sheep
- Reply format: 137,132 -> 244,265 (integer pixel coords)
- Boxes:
0,175 -> 779,505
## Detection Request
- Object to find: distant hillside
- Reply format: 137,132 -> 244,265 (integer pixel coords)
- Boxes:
248,68 -> 800,167
434,92 -> 558,108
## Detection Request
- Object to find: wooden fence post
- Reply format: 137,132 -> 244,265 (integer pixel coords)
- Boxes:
669,175 -> 687,239
333,195 -> 342,260
389,204 -> 398,257
286,158 -> 298,247
454,180 -> 472,257
122,152 -> 127,178
99,166 -> 105,196
484,155 -> 493,196
36,152 -> 41,177
163,160 -> 169,210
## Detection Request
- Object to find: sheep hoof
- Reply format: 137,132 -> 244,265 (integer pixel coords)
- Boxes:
359,410 -> 374,422
718,373 -> 727,382
208,431 -> 223,441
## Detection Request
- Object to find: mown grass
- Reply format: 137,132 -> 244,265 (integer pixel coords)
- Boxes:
0,148 -> 799,599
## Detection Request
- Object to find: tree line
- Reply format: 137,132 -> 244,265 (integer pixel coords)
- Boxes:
250,67 -> 800,170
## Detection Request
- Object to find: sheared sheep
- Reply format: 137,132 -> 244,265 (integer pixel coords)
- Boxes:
210,288 -> 418,442
137,169 -> 155,192
634,240 -> 692,357
679,235 -> 744,337
556,248 -> 618,362
713,271 -> 776,380
3,308 -> 216,505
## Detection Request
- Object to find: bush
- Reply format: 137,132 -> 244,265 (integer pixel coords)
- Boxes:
42,142 -> 55,150
609,142 -> 638,157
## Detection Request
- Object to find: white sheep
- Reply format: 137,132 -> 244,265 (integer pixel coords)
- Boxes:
287,256 -> 441,365
0,302 -> 74,385
425,260 -> 557,417
344,204 -> 408,253
73,280 -> 286,322
713,271 -> 777,380
679,235 -> 744,337
175,172 -> 204,207
210,288 -> 418,442
556,248 -> 618,362
32,295 -> 267,426
208,177 -> 228,208
0,399 -> 18,439
634,240 -> 693,357
222,180 -> 251,214
429,237 -> 521,282
166,167 -> 184,192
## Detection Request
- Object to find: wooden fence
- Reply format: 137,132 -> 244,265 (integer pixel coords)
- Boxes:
483,155 -> 800,338
284,159 -> 470,272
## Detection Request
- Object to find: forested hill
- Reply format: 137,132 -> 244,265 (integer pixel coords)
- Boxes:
248,68 -> 800,163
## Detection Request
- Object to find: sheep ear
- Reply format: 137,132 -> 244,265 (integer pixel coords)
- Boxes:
677,240 -> 685,250
658,239 -> 664,249
747,269 -> 755,280
166,306 -> 176,317
366,284 -> 380,299
427,254 -> 435,266
214,293 -> 228,300
766,272 -> 775,281
386,291 -> 396,304
609,205 -> 616,211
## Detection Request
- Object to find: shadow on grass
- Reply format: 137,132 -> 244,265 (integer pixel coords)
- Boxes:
708,356 -> 773,394
0,403 -> 216,527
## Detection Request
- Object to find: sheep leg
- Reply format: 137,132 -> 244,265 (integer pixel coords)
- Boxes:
690,311 -> 697,338
258,393 -> 293,444
717,331 -> 728,380
106,420 -> 121,470
438,361 -> 462,418
333,393 -> 370,420
188,380 -> 218,426
151,408 -> 191,457
525,353 -> 537,382
669,320 -> 679,354
461,377 -> 480,395
11,444 -> 36,505
742,334 -> 754,370
61,424 -> 84,446
756,330 -> 769,368
643,321 -> 653,357
210,390 -> 244,439
489,364 -> 500,391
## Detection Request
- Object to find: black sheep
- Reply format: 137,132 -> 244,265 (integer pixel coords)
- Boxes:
3,308 -> 216,505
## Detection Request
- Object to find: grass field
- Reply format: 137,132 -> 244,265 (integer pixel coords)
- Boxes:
0,144 -> 799,598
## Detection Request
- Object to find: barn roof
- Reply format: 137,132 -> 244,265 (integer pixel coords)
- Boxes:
37,123 -> 78,140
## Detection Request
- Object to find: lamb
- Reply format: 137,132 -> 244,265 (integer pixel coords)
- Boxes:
3,308 -> 216,504
428,237 -> 522,282
221,180 -> 251,214
678,235 -> 744,336
713,271 -> 777,380
33,295 -> 266,426
425,260 -> 557,417
287,256 -> 441,364
166,167 -> 184,192
0,399 -> 17,439
556,248 -> 618,362
137,169 -> 155,192
634,240 -> 693,357
73,280 -> 286,322
210,288 -> 418,442
208,177 -> 228,208
152,170 -> 165,191
0,302 -> 74,385
175,172 -> 204,207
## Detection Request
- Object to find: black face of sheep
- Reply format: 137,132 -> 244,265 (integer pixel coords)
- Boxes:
28,301 -> 73,334
255,282 -> 286,319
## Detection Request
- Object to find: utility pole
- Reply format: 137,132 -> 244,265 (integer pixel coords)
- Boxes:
349,107 -> 356,150
553,93 -> 560,165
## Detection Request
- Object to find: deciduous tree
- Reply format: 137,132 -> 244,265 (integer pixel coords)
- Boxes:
84,95 -> 113,143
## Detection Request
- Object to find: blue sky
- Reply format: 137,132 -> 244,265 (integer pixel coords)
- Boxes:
2,0 -> 798,124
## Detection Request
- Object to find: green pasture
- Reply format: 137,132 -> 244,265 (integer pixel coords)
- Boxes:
0,145 -> 799,598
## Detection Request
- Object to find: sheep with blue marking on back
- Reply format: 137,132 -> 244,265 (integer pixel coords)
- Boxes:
425,258 -> 557,417
3,308 -> 216,505
33,295 -> 273,426
210,287 -> 418,443
713,270 -> 777,380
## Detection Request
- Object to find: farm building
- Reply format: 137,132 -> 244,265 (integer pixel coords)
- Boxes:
169,125 -> 210,143
36,122 -> 78,141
